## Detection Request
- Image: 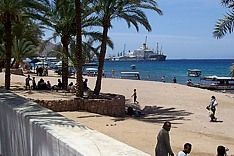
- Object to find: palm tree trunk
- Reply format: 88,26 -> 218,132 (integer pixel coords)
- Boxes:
94,24 -> 109,95
61,39 -> 69,90
75,0 -> 83,97
4,19 -> 13,90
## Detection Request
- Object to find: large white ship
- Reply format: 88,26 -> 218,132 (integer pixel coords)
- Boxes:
107,43 -> 167,61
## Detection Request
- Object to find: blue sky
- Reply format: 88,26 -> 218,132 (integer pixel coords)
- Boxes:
106,0 -> 234,59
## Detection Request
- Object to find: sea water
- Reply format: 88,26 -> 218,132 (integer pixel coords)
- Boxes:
103,59 -> 234,85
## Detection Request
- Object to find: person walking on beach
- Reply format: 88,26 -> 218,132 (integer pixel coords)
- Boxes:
155,121 -> 174,156
131,89 -> 138,104
206,95 -> 218,122
177,143 -> 192,156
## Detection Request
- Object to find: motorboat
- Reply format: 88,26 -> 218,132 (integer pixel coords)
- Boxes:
187,69 -> 201,77
198,76 -> 234,90
120,72 -> 140,80
83,67 -> 98,76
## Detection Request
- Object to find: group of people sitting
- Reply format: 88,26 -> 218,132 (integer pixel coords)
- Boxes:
25,75 -> 62,91
25,75 -> 89,93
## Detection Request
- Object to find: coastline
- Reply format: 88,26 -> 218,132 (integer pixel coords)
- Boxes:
1,71 -> 234,155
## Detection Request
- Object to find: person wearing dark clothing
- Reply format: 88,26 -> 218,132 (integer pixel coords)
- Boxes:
38,67 -> 43,76
52,79 -> 63,91
37,78 -> 45,90
57,79 -> 63,89
131,89 -> 138,104
25,75 -> 32,90
173,77 -> 177,83
32,77 -> 36,90
155,121 -> 174,156
217,145 -> 229,156
46,81 -> 52,90
83,79 -> 88,91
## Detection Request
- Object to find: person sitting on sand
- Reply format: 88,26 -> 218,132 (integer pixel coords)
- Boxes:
67,82 -> 76,93
46,81 -> 52,90
177,143 -> 192,156
37,78 -> 47,90
52,79 -> 63,91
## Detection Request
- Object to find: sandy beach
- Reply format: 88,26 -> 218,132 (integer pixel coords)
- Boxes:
1,71 -> 234,156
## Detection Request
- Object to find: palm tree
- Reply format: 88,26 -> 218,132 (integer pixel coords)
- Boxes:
213,0 -> 234,38
12,37 -> 38,68
0,0 -> 50,89
230,63 -> 234,77
46,0 -> 102,91
90,0 -> 163,95
44,0 -> 77,90
75,0 -> 83,97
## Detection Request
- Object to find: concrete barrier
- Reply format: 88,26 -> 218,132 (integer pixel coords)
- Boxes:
0,88 -> 149,156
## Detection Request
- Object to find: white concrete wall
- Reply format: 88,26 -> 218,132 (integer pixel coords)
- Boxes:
0,88 -> 149,156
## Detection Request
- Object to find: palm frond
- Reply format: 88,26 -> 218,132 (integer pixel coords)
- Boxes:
213,11 -> 234,39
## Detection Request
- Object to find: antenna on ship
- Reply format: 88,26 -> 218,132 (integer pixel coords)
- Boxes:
160,46 -> 163,55
123,44 -> 126,56
157,42 -> 159,53
145,36 -> 147,45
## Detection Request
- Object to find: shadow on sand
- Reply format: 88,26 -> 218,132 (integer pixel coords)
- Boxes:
112,99 -> 193,125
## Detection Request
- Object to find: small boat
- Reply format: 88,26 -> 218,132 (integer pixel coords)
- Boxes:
131,64 -> 136,69
187,69 -> 201,77
83,67 -> 98,76
198,76 -> 234,90
120,72 -> 140,80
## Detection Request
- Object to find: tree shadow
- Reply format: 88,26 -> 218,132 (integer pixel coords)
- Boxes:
111,100 -> 193,125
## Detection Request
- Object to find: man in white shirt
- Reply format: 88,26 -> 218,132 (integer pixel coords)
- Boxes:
177,143 -> 192,156
209,95 -> 218,122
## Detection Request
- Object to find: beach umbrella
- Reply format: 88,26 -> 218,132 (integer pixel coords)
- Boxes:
30,58 -> 41,64
23,58 -> 31,63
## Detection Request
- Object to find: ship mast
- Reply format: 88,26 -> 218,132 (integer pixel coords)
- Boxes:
157,42 -> 159,53
123,44 -> 126,56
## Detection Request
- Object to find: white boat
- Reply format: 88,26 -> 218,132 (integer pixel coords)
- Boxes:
198,76 -> 234,90
83,67 -> 98,76
187,69 -> 201,77
120,72 -> 140,80
106,40 -> 166,61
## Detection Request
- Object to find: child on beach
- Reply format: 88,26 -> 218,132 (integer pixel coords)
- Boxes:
131,89 -> 138,104
25,75 -> 32,90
